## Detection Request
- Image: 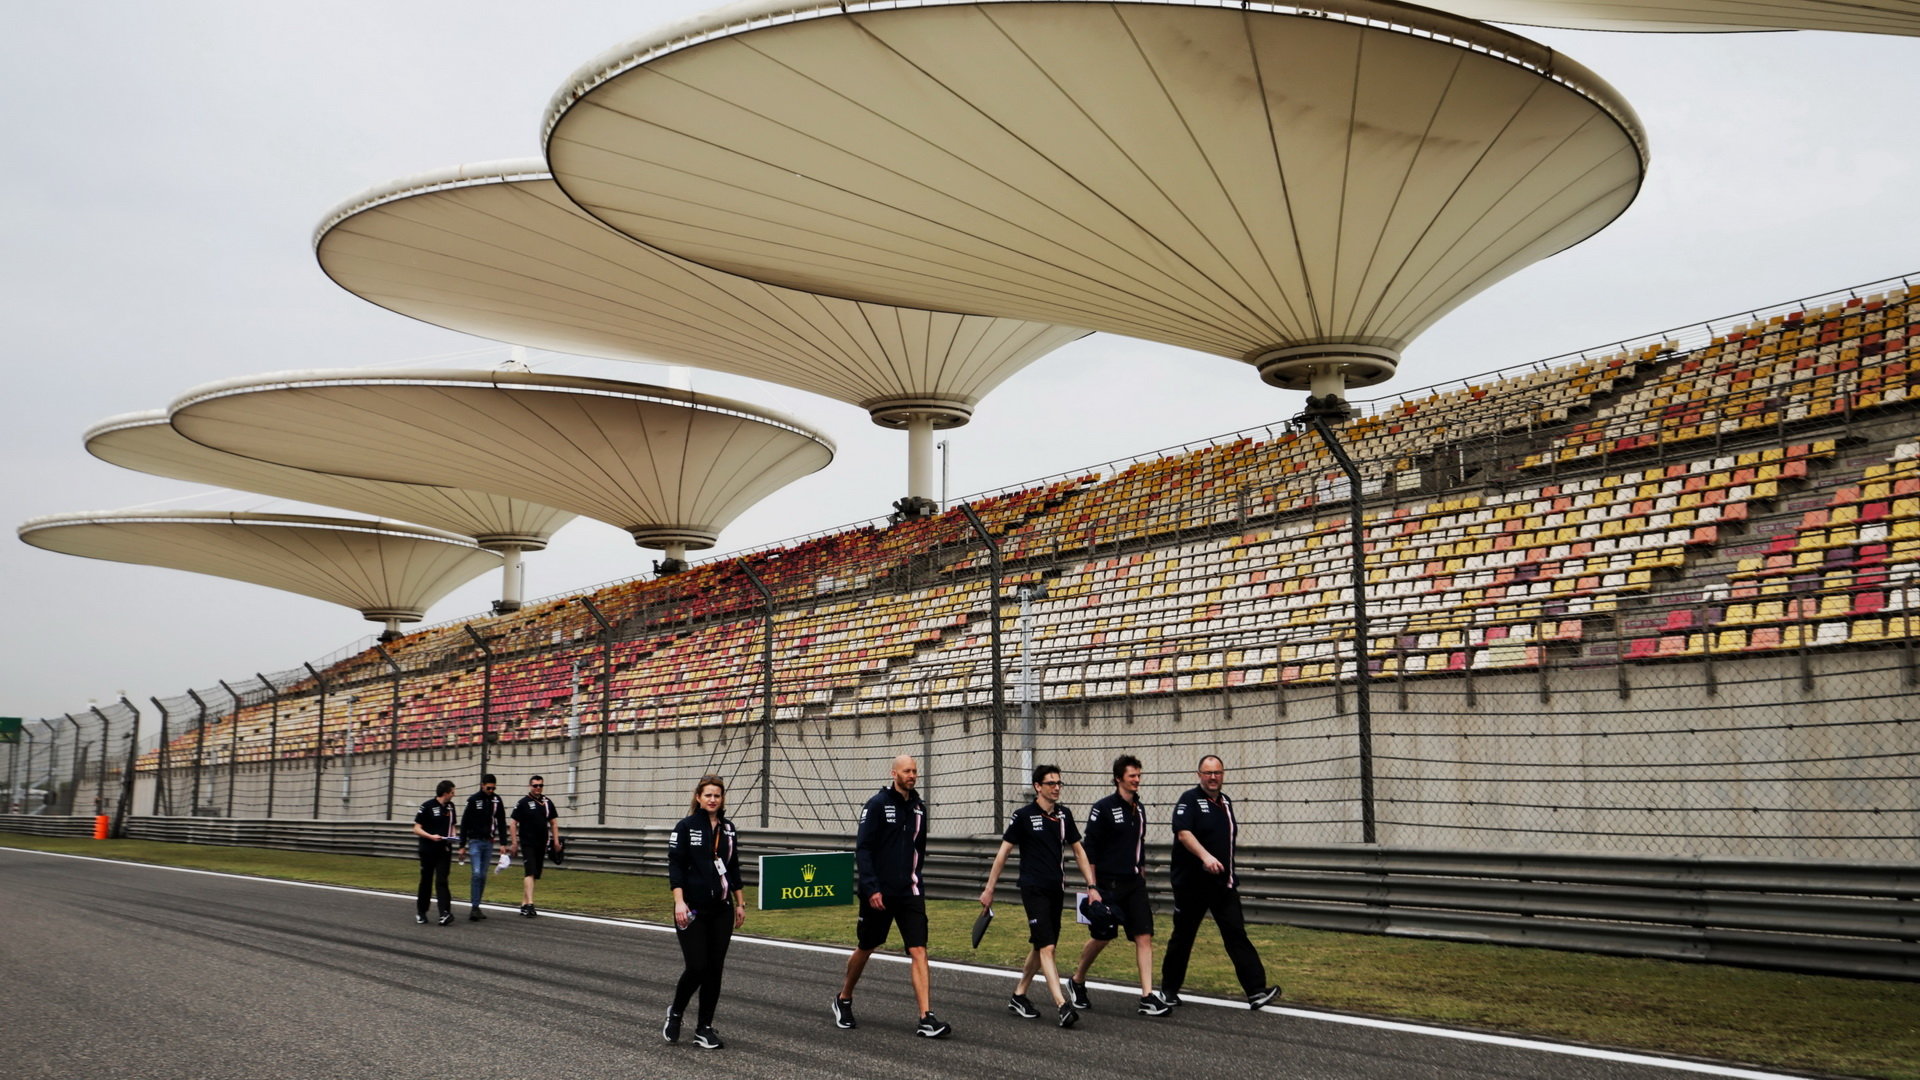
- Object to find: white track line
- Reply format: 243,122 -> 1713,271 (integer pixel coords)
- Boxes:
6,846 -> 1807,1079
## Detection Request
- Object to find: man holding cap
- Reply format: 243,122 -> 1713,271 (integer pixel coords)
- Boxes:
1069,754 -> 1171,1016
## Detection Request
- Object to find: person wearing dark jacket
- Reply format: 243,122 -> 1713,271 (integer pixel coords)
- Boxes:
458,773 -> 508,921
1069,754 -> 1171,1016
833,754 -> 950,1038
1162,755 -> 1280,1010
411,779 -> 458,926
664,774 -> 744,1051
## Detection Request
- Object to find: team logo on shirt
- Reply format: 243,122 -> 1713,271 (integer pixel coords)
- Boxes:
1110,808 -> 1127,824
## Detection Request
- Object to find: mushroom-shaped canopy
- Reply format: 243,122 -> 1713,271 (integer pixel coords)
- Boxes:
16,510 -> 502,627
545,0 -> 1646,397
314,162 -> 1089,433
86,410 -> 573,551
168,368 -> 834,552
1417,0 -> 1920,34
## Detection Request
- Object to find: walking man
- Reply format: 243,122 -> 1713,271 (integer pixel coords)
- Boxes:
979,763 -> 1101,1028
459,773 -> 508,920
1068,754 -> 1170,1016
1161,755 -> 1280,1009
411,779 -> 458,926
509,774 -> 562,917
834,754 -> 950,1038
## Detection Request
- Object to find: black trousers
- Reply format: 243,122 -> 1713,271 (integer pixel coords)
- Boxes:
417,844 -> 452,915
671,905 -> 734,1026
1161,879 -> 1266,997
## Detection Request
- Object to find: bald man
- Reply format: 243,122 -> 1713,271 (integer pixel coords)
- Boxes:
834,754 -> 949,1038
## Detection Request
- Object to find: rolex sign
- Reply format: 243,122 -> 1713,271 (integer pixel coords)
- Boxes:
758,851 -> 855,910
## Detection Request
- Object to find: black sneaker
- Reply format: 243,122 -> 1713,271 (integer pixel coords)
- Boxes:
1161,990 -> 1184,1007
692,1025 -> 723,1050
1057,1001 -> 1079,1028
521,904 -> 537,918
1006,993 -> 1039,1019
415,913 -> 428,925
438,911 -> 455,926
662,1012 -> 682,1043
831,996 -> 856,1029
915,1012 -> 952,1038
1138,992 -> 1172,1016
470,907 -> 487,921
1249,985 -> 1283,1010
1065,977 -> 1090,1011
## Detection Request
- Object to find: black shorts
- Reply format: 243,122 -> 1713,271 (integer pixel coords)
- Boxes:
521,843 -> 546,879
1100,876 -> 1155,939
1021,886 -> 1065,948
857,893 -> 928,951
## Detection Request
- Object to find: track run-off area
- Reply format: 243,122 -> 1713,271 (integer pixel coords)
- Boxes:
1,847 -> 1808,1080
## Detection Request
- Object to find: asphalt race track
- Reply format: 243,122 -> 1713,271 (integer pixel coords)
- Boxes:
0,847 -> 1801,1080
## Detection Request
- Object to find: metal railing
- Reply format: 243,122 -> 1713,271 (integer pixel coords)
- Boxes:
7,816 -> 1907,981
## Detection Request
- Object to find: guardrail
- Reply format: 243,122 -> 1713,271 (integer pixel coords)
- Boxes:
4,815 -> 1912,980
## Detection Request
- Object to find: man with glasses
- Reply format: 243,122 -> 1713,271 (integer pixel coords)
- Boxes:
458,773 -> 508,921
508,775 -> 562,917
1162,755 -> 1280,1010
1068,754 -> 1171,1016
979,764 -> 1101,1028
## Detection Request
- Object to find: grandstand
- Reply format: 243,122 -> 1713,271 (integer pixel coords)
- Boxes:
60,272 -> 1910,866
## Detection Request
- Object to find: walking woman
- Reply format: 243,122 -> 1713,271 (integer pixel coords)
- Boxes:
663,774 -> 745,1050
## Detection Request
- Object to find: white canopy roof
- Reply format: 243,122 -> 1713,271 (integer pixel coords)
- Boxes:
86,410 -> 573,550
1394,0 -> 1920,34
315,162 -> 1089,430
168,368 -> 834,552
545,0 -> 1647,395
17,510 -> 501,626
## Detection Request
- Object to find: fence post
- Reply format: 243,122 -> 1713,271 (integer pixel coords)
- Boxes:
957,502 -> 1008,823
183,693 -> 209,816
256,675 -> 278,818
88,704 -> 115,817
148,698 -> 172,815
111,698 -> 140,837
63,714 -> 85,816
218,681 -> 241,818
463,627 -> 494,782
578,597 -> 613,826
304,663 -> 327,820
1307,412 -> 1378,845
376,645 -> 401,819
741,563 -> 776,828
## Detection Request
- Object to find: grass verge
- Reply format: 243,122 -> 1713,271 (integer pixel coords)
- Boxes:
7,833 -> 1917,1079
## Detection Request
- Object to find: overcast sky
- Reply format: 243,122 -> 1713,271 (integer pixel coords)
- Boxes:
3,2 -> 1916,724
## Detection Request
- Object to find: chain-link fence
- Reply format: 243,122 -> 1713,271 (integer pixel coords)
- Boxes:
10,276 -> 1918,862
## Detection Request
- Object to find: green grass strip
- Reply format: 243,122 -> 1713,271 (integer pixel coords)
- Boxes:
7,833 -> 1916,1079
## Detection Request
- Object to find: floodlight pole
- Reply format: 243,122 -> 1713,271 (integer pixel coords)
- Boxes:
957,502 -> 1008,823
741,563 -> 776,827
1299,398 -> 1378,845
